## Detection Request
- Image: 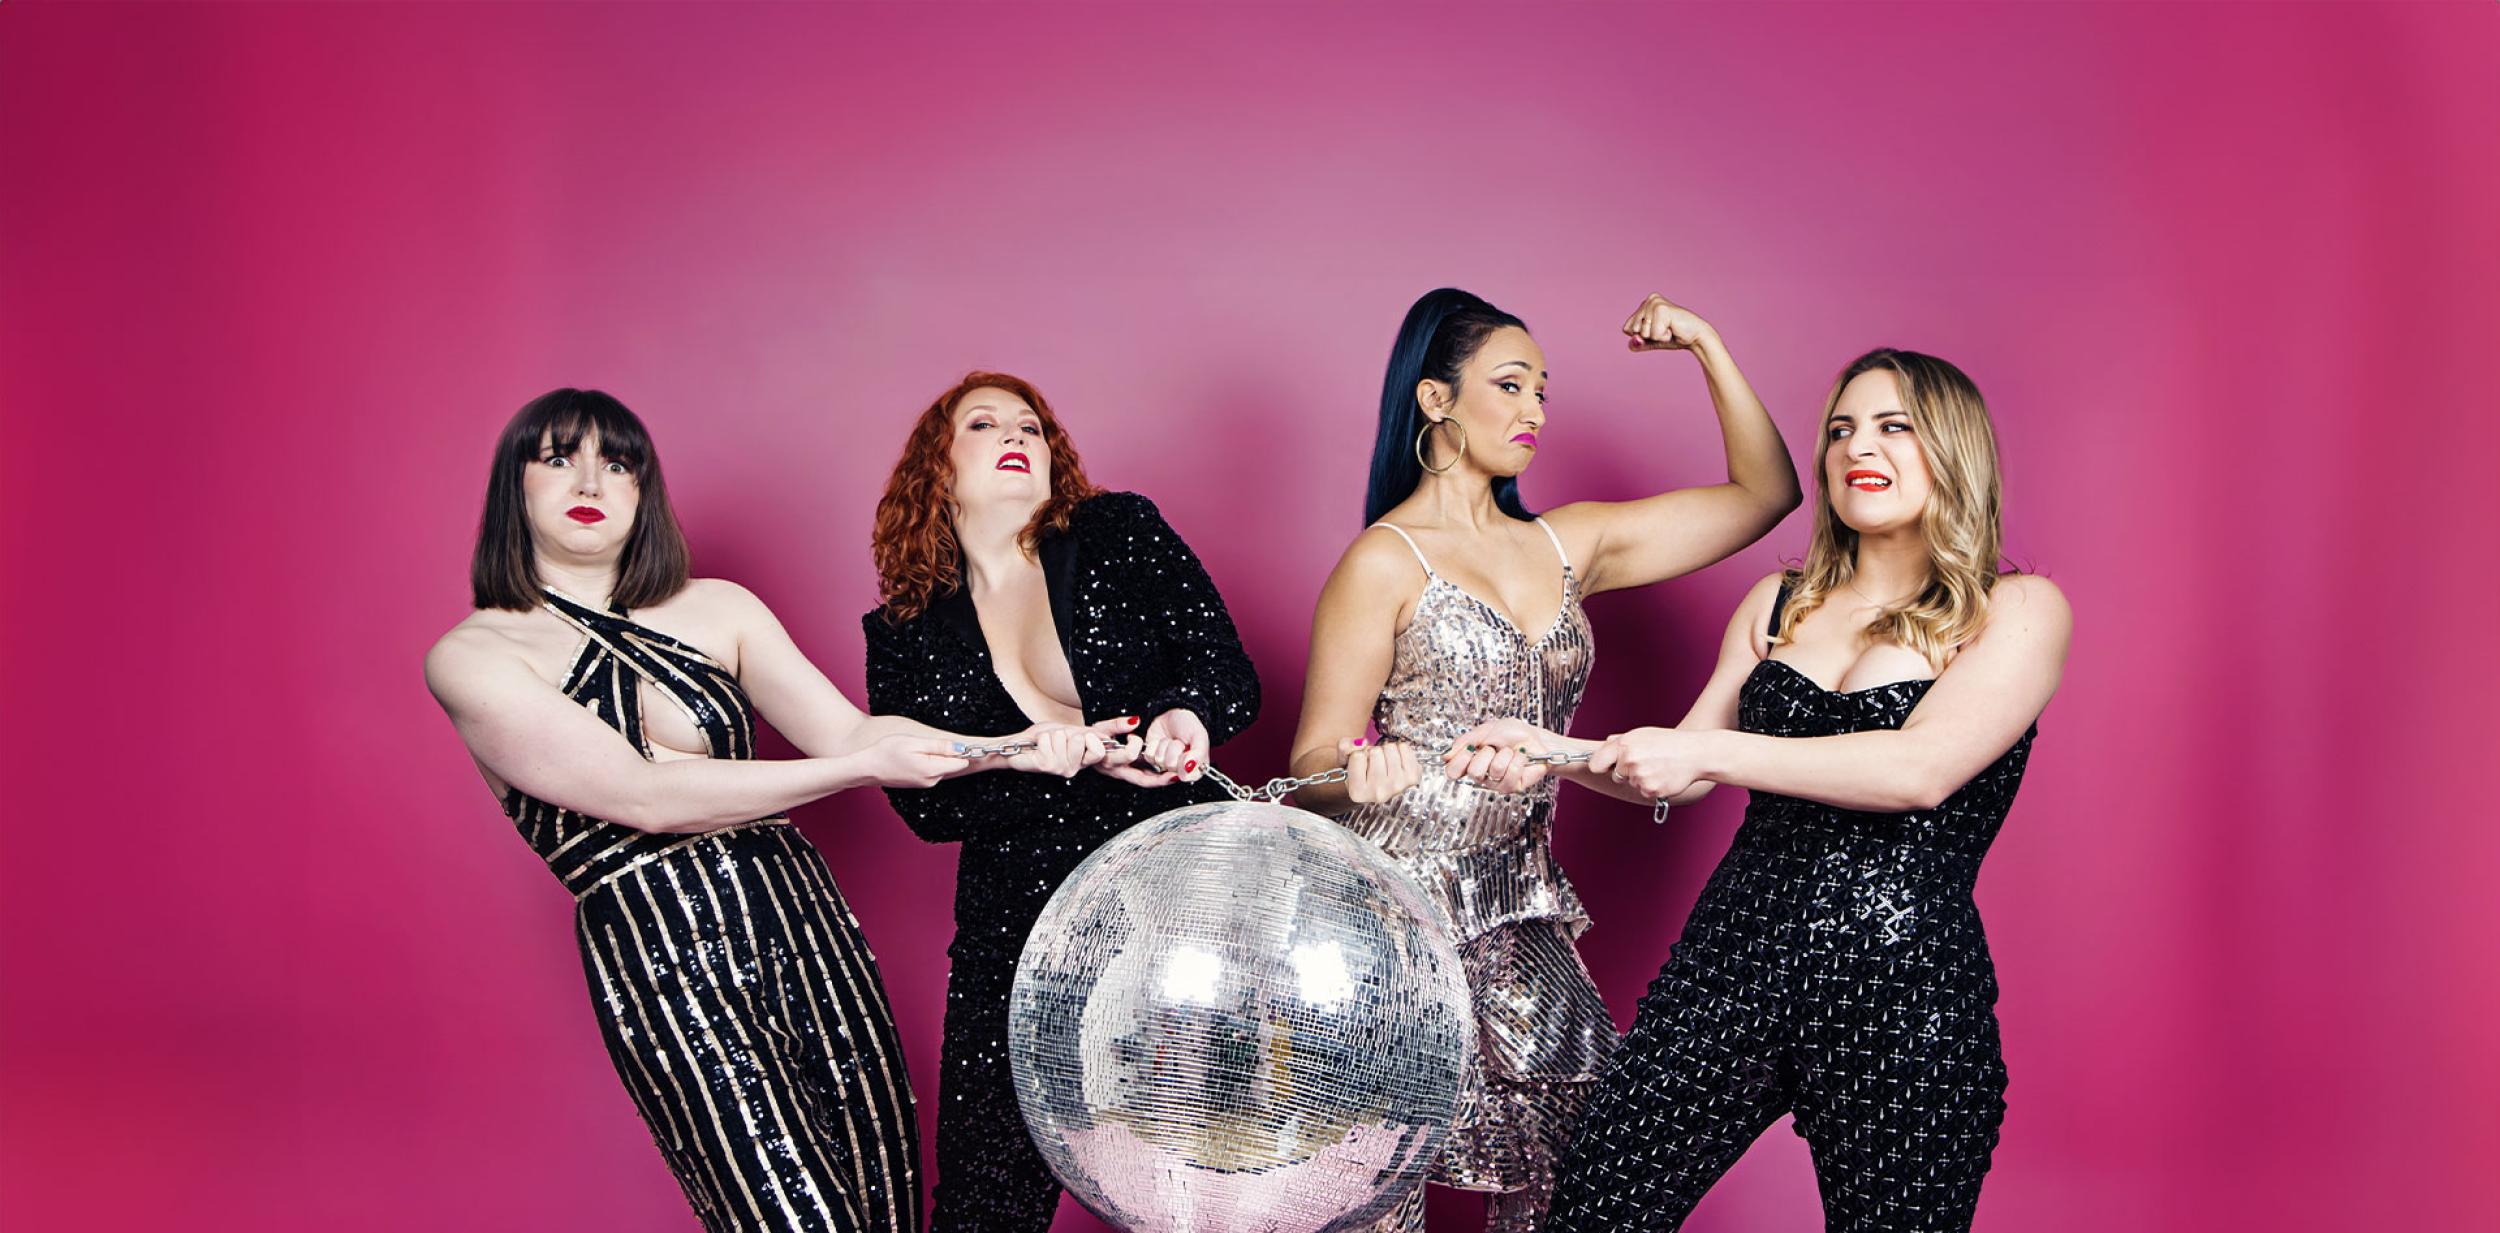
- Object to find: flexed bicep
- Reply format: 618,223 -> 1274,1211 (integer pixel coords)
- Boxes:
1559,297 -> 1800,595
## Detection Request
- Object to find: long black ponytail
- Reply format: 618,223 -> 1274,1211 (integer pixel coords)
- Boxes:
1364,288 -> 1535,525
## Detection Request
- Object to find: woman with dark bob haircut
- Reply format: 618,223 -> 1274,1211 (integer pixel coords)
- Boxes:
862,371 -> 1260,1233
425,389 -> 1111,1233
1288,289 -> 1800,1231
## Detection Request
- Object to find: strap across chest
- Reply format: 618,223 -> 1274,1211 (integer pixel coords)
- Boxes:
541,588 -> 753,761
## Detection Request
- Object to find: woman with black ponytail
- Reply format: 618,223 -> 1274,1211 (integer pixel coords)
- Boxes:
1285,289 -> 1800,1230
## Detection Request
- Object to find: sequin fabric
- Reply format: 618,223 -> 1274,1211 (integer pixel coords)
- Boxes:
502,588 -> 920,1233
862,491 -> 1260,1233
1543,583 -> 2035,1233
1335,520 -> 1614,1233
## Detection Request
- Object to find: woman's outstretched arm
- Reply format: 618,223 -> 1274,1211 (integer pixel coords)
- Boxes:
425,625 -> 971,835
1443,573 -> 1787,807
1591,576 -> 2072,812
722,578 -> 1108,776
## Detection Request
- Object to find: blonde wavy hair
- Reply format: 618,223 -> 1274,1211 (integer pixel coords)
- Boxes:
1773,348 -> 2013,669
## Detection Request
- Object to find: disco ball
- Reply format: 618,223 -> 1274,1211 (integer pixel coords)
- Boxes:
1007,800 -> 1472,1233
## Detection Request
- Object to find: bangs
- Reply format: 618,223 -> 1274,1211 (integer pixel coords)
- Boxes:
514,388 -> 654,476
473,387 -> 688,611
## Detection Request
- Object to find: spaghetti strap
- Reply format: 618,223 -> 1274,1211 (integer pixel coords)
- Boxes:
1767,579 -> 1793,648
1370,522 -> 1437,576
1532,516 -> 1572,572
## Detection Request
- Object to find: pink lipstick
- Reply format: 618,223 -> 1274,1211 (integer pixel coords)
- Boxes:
1511,432 -> 1539,448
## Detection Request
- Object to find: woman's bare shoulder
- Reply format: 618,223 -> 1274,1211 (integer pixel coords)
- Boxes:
425,609 -> 547,702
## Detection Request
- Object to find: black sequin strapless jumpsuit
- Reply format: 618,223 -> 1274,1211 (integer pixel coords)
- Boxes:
1545,583 -> 2035,1232
501,588 -> 919,1233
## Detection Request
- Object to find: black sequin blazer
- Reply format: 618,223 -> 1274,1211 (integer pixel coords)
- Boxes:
863,491 -> 1261,958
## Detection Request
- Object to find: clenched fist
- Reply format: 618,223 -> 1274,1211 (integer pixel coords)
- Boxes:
1622,293 -> 1717,354
1337,737 -> 1423,804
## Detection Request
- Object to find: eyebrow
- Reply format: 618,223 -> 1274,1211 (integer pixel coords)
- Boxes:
1489,361 -> 1548,378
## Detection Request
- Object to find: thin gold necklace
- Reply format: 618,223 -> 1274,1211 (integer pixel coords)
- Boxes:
1846,576 -> 1917,608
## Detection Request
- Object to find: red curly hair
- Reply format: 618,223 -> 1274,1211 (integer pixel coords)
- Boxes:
872,371 -> 1104,622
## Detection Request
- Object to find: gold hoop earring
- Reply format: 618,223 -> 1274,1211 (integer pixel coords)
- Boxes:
1415,418 -> 1466,474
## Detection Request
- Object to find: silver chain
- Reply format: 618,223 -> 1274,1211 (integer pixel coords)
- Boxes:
952,739 -> 1040,759
1199,746 -> 1670,825
1198,745 -> 1592,805
962,738 -> 1669,822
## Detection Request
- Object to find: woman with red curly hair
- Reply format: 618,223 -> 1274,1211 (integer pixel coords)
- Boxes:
862,372 -> 1261,1233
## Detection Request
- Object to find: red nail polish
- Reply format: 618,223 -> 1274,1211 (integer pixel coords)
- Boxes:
1185,761 -> 1197,772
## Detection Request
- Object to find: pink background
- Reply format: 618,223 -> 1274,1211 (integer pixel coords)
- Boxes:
4,3 -> 2494,1230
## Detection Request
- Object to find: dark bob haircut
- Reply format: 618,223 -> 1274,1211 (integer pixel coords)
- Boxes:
469,388 -> 690,612
1364,288 -> 1536,526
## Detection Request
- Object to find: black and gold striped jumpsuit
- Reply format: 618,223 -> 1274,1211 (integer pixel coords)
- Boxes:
500,587 -> 919,1233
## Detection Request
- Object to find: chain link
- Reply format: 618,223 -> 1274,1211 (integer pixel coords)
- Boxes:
966,736 -> 1667,821
951,739 -> 1039,759
1198,745 -> 1598,806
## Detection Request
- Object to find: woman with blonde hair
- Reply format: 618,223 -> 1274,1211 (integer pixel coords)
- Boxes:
1457,348 -> 2070,1230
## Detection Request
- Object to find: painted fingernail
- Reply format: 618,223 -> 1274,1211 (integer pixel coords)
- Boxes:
1353,737 -> 1366,747
1185,761 -> 1197,772
1124,715 -> 1139,725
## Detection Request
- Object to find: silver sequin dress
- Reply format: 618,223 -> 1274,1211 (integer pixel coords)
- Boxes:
1338,519 -> 1617,1232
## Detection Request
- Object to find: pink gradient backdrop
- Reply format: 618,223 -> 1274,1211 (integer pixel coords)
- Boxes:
3,3 -> 2493,1230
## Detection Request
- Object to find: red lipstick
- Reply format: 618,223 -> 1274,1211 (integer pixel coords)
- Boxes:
997,451 -> 1031,473
567,506 -> 605,523
1844,470 -> 1892,492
